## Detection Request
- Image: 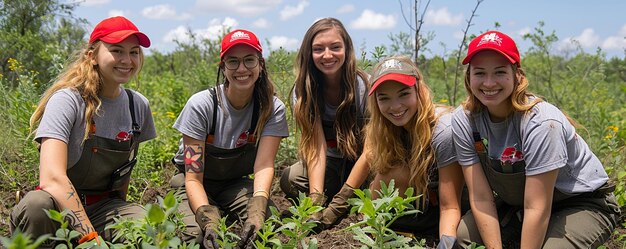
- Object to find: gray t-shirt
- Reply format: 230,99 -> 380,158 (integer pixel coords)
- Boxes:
291,75 -> 368,158
35,88 -> 157,169
452,102 -> 608,194
173,84 -> 289,149
432,107 -> 457,168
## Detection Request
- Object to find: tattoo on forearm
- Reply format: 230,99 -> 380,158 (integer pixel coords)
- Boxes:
184,145 -> 204,173
66,210 -> 93,234
67,180 -> 80,207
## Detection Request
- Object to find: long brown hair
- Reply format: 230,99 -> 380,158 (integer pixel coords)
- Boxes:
216,54 -> 275,144
30,41 -> 146,142
291,17 -> 367,166
365,56 -> 436,206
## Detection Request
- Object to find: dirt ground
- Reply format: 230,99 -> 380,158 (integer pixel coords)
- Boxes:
1,170 -> 625,249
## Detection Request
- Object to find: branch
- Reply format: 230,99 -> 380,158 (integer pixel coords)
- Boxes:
452,0 -> 483,105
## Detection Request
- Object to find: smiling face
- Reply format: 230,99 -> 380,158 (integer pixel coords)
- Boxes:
311,28 -> 346,81
375,81 -> 418,130
222,44 -> 261,94
92,35 -> 141,86
468,50 -> 515,120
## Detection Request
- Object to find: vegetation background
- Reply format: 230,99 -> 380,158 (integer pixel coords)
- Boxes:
1,0 -> 625,247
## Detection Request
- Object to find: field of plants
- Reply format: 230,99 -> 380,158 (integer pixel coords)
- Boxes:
1,1 -> 625,248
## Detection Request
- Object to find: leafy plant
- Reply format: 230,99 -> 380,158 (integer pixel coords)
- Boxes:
0,229 -> 50,249
346,180 -> 423,249
212,216 -> 239,249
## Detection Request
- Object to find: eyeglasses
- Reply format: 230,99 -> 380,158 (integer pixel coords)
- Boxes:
223,55 -> 259,70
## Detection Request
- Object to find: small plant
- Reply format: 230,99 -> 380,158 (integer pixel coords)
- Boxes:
0,229 -> 50,249
106,190 -> 198,249
212,216 -> 239,249
346,179 -> 423,249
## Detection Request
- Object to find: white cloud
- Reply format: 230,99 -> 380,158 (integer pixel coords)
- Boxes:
253,18 -> 270,29
108,10 -> 129,17
516,27 -> 531,37
280,0 -> 309,21
163,17 -> 239,43
601,24 -> 626,50
82,0 -> 110,7
336,4 -> 354,14
350,10 -> 396,30
573,28 -> 601,48
268,36 -> 299,51
424,7 -> 463,26
142,4 -> 192,21
195,0 -> 282,16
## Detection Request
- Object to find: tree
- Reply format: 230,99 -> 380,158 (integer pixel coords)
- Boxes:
0,0 -> 86,88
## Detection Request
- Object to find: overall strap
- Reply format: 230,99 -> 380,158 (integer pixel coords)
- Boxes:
248,95 -> 260,135
124,89 -> 140,133
209,87 -> 218,135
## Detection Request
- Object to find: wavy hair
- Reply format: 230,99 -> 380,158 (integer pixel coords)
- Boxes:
216,54 -> 275,144
30,41 -> 145,142
291,17 -> 367,166
365,56 -> 436,206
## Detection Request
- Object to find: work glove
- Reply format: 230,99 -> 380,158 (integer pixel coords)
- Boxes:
237,196 -> 268,249
312,183 -> 354,231
195,204 -> 221,249
436,234 -> 458,249
307,192 -> 327,221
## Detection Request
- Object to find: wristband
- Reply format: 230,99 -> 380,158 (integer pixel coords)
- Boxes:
78,231 -> 99,244
253,190 -> 269,198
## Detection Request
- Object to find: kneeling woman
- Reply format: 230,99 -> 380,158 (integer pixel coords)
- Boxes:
453,31 -> 619,248
366,56 -> 465,243
173,29 -> 288,248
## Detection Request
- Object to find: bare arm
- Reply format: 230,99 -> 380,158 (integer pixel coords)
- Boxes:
307,121 -> 327,195
38,138 -> 95,235
520,169 -> 558,249
438,162 -> 465,237
462,163 -> 502,249
251,136 -> 283,197
345,143 -> 370,189
182,135 -> 210,213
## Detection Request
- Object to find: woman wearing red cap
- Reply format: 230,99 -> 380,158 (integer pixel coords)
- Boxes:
279,17 -> 370,228
452,30 -> 619,248
10,16 -> 156,247
171,29 -> 288,248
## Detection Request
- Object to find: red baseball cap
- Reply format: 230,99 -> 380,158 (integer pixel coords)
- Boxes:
368,57 -> 418,96
462,31 -> 519,65
89,16 -> 150,48
220,29 -> 262,59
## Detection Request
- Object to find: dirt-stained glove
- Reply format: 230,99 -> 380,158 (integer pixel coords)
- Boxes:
308,192 -> 327,221
320,183 -> 354,228
195,204 -> 221,249
237,196 -> 268,249
436,234 -> 458,249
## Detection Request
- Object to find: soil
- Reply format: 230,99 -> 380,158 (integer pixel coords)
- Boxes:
1,166 -> 625,248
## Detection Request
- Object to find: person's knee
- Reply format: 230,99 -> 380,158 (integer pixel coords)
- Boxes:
13,190 -> 56,221
279,166 -> 298,198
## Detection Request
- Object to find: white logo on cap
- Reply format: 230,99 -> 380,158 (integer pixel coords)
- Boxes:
230,31 -> 250,42
477,33 -> 502,47
380,59 -> 402,72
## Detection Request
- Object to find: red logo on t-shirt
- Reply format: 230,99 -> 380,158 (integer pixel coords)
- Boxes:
500,146 -> 523,164
235,131 -> 249,147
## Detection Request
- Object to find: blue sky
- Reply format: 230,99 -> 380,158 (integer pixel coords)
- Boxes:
75,0 -> 626,59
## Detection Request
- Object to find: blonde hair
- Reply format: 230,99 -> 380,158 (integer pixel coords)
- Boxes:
365,56 -> 436,207
30,41 -> 145,142
292,17 -> 367,166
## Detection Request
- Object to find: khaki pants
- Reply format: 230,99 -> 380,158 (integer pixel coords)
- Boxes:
279,157 -> 355,205
457,192 -> 620,248
171,174 -> 274,243
10,190 -> 144,248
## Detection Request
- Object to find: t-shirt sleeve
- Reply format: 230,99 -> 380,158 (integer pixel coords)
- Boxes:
432,112 -> 457,168
173,91 -> 212,141
35,90 -> 80,144
261,97 -> 289,137
451,107 -> 481,166
522,109 -> 568,176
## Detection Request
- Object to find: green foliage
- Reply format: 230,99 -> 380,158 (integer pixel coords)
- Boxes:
0,229 -> 50,249
346,180 -> 424,249
212,216 -> 239,249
